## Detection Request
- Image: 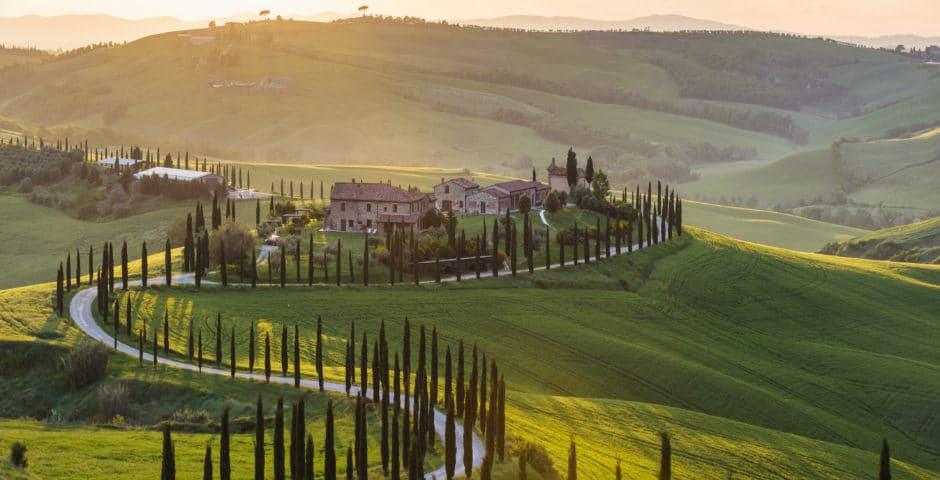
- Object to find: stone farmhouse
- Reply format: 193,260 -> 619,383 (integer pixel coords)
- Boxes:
547,158 -> 586,194
325,182 -> 431,233
434,178 -> 550,215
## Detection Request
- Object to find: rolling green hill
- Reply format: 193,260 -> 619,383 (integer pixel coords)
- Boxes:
79,229 -> 940,479
820,215 -> 940,263
1,18 -> 937,181
685,129 -> 940,227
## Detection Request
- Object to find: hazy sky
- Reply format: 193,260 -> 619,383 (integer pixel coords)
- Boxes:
0,0 -> 937,36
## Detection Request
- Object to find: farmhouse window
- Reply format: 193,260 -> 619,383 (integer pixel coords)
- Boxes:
393,204 -> 398,213
367,203 -> 372,212
341,202 -> 346,212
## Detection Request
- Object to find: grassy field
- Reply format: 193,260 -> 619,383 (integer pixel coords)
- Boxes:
821,215 -> 940,263
83,229 -> 940,479
0,193 -> 193,290
681,200 -> 867,252
685,129 -> 940,214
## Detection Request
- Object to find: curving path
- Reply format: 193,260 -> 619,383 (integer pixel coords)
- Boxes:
70,216 -> 670,477
70,275 -> 485,480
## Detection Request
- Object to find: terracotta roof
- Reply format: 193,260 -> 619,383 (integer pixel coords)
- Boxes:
331,183 -> 427,203
491,180 -> 547,193
437,178 -> 479,190
478,186 -> 510,199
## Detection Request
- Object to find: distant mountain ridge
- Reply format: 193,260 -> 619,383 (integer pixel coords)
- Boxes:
458,14 -> 748,32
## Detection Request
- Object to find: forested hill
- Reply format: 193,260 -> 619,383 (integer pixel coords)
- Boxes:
0,17 -> 936,179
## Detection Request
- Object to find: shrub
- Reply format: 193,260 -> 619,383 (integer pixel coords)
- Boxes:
545,191 -> 561,213
98,383 -> 129,422
557,190 -> 569,206
209,220 -> 257,265
66,342 -> 109,389
10,441 -> 27,468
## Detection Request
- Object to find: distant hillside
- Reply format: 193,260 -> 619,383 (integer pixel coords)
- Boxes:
820,215 -> 940,264
0,13 -> 350,50
459,14 -> 747,32
2,17 -> 936,182
832,34 -> 940,50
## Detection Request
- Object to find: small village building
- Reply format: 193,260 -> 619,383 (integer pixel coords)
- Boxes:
547,158 -> 586,194
467,186 -> 512,215
133,167 -> 225,186
97,158 -> 143,170
433,178 -> 479,213
325,182 -> 431,233
488,180 -> 551,210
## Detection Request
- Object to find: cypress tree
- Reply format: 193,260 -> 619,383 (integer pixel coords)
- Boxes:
220,407 -> 231,480
55,264 -> 64,315
141,242 -> 148,287
510,223 -> 517,276
479,353 -> 487,433
394,353 -> 401,411
89,246 -> 94,285
572,224 -> 579,265
444,346 -> 453,413
583,224 -> 590,264
392,411 -> 400,480
198,329 -> 203,371
360,332 -> 368,396
568,441 -> 577,480
138,328 -> 144,365
265,332 -> 272,382
316,315 -> 324,391
325,400 -> 337,480
297,241 -> 302,283
491,218 -> 500,277
216,313 -> 223,367
497,376 -> 506,461
252,248 -> 257,288
519,451 -> 527,480
614,460 -> 621,480
305,434 -> 315,480
463,390 -> 473,479
125,292 -> 133,334
475,235 -> 482,279
346,448 -> 354,480
336,239 -> 342,286
349,250 -> 355,284
230,327 -> 236,379
282,324 -> 289,377
281,246 -> 287,288
275,398 -> 286,480
220,240 -> 228,287
294,323 -> 301,388
165,239 -> 172,286
66,253 -> 72,292
163,309 -> 170,354
309,234 -> 315,287
203,443 -> 213,480
161,423 -> 176,480
256,395 -> 265,480
880,438 -> 891,480
188,318 -> 194,362
257,199 -> 261,226
659,433 -> 671,480
76,247 -> 81,287
249,321 -> 256,374
121,240 -> 128,289
456,340 -> 465,417
153,328 -> 158,367
445,396 -> 456,480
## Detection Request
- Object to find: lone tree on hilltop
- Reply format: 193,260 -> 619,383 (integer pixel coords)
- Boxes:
659,432 -> 671,480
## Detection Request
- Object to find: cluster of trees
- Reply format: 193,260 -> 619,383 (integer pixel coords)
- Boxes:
269,179 -> 327,202
0,142 -> 83,186
151,316 -> 507,480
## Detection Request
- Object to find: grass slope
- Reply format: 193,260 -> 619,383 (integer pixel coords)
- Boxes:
821,215 -> 940,263
0,279 -> 433,480
102,230 -> 940,479
682,200 -> 866,252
